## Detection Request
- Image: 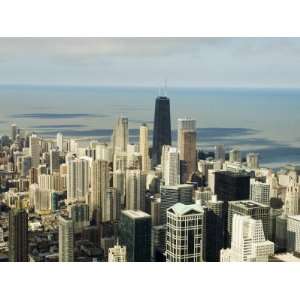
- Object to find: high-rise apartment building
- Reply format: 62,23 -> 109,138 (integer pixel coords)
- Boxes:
161,145 -> 180,186
119,210 -> 151,262
139,123 -> 150,172
50,148 -> 60,173
229,148 -> 241,163
177,118 -> 196,152
214,144 -> 225,161
59,216 -> 74,262
57,132 -> 64,152
166,203 -> 205,262
220,215 -> 274,262
29,134 -> 41,168
247,152 -> 259,169
152,96 -> 171,167
126,169 -> 146,211
102,187 -> 121,222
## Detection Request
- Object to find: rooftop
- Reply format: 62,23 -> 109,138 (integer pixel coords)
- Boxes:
122,210 -> 151,219
167,203 -> 203,216
230,200 -> 269,209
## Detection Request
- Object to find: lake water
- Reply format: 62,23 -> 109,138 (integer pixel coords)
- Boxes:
1,85 -> 300,168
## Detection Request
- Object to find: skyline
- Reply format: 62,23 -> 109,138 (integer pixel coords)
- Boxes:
1,38 -> 300,87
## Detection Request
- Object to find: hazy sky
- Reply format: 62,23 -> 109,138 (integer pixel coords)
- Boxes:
1,37 -> 300,87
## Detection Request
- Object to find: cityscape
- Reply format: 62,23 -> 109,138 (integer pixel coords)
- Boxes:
0,93 -> 299,262
1,38 -> 300,263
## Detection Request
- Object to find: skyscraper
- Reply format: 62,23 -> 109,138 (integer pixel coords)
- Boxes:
228,200 -> 271,244
229,148 -> 241,163
177,118 -> 196,152
247,152 -> 259,169
160,184 -> 193,224
161,145 -> 180,186
152,96 -> 171,167
126,169 -> 146,211
284,180 -> 300,216
214,144 -> 225,161
179,129 -> 197,183
119,210 -> 151,262
50,148 -> 60,173
57,132 -> 64,152
102,187 -> 121,222
287,215 -> 300,255
112,116 -> 128,155
108,243 -> 127,262
139,123 -> 150,172
9,207 -> 28,262
11,123 -> 17,142
220,215 -> 274,262
91,159 -> 109,216
250,179 -> 270,206
29,134 -> 41,168
59,216 -> 74,262
166,203 -> 205,262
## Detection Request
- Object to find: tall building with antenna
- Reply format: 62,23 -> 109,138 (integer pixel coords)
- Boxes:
152,93 -> 171,168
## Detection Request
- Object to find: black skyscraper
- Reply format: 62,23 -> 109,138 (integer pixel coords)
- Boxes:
9,208 -> 28,262
152,96 -> 171,167
214,171 -> 250,247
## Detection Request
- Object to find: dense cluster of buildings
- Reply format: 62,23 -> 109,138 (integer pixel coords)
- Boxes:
1,95 -> 300,262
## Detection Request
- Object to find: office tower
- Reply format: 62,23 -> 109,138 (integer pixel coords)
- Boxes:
29,184 -> 51,214
152,225 -> 166,262
9,207 -> 28,262
179,128 -> 197,183
161,145 -> 180,186
67,158 -> 90,201
195,188 -> 212,205
228,200 -> 271,244
250,179 -> 270,206
284,180 -> 300,216
126,169 -> 146,211
29,167 -> 38,184
214,170 -> 250,245
160,184 -> 193,224
29,134 -> 40,168
113,152 -> 127,172
287,215 -> 300,255
102,188 -> 121,222
11,123 -> 17,142
166,203 -> 205,262
127,151 -> 142,170
275,215 -> 287,252
113,170 -> 126,207
108,242 -> 127,262
119,210 -> 151,262
139,123 -> 150,172
177,118 -> 196,152
247,152 -> 259,169
204,195 -> 224,262
229,148 -> 241,163
59,216 -> 74,262
152,96 -> 171,167
57,132 -> 64,152
112,116 -> 128,155
220,215 -> 274,262
95,143 -> 113,162
50,148 -> 60,173
67,202 -> 90,233
91,159 -> 109,215
214,144 -> 225,161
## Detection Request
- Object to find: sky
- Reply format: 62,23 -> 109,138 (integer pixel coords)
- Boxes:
1,37 -> 300,87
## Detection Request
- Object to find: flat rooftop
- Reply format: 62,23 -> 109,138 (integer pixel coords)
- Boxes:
270,253 -> 300,262
122,210 -> 151,219
230,200 -> 269,209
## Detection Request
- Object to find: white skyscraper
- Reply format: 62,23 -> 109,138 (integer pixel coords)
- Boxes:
90,159 -> 109,215
67,158 -> 90,202
29,134 -> 41,168
214,144 -> 225,161
250,179 -> 271,206
11,124 -> 17,142
112,116 -> 128,155
161,145 -> 180,186
59,216 -> 74,262
126,169 -> 146,211
287,215 -> 300,255
247,152 -> 259,169
108,242 -> 127,262
57,132 -> 64,152
177,118 -> 196,151
166,203 -> 205,262
220,215 -> 274,262
139,124 -> 150,172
